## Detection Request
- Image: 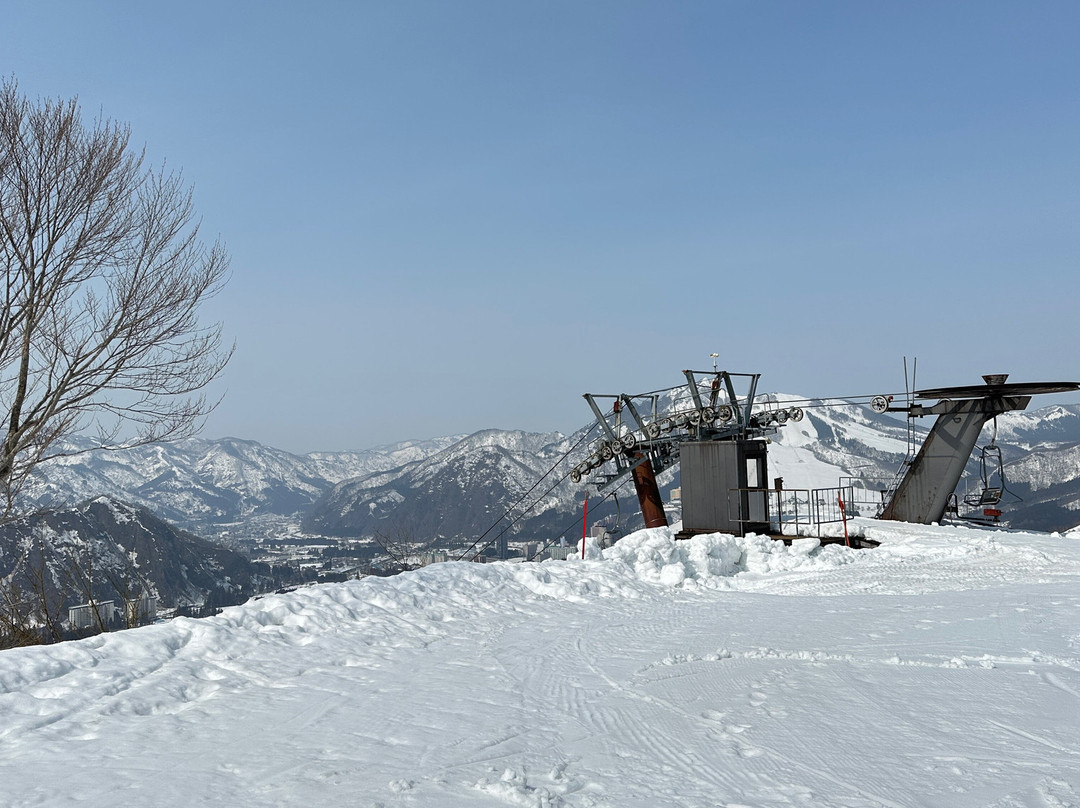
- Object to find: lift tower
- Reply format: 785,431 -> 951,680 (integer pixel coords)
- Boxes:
877,374 -> 1079,525
576,369 -> 801,536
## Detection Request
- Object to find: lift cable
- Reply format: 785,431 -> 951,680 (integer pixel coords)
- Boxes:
467,461 -> 605,562
635,383 -> 914,411
639,386 -> 916,415
454,420 -> 600,562
524,474 -> 637,563
759,393 -> 911,408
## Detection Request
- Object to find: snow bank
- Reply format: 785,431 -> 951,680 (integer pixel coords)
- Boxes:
569,519 -> 1080,598
597,527 -> 856,588
3,519 -> 1080,807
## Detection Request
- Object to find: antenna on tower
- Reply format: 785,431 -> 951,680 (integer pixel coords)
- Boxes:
710,353 -> 719,373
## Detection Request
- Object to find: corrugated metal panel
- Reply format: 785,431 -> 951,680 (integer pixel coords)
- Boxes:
681,440 -> 770,535
681,442 -> 740,534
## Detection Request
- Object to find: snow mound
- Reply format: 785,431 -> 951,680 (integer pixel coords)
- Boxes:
4,518 -> 1080,807
599,527 -> 857,588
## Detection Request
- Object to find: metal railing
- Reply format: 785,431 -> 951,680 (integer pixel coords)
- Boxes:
837,476 -> 893,517
728,481 -> 886,537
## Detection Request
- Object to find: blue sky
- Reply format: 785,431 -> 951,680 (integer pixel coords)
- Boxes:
3,2 -> 1078,452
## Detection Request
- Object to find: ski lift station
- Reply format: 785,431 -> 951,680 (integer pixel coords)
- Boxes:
573,367 -> 1079,545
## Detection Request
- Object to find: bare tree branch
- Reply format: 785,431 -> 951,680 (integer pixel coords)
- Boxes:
0,79 -> 232,518
372,523 -> 438,573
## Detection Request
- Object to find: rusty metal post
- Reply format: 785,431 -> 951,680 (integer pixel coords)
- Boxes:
630,453 -> 668,528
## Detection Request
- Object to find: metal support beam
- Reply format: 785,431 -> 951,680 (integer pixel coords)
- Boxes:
742,374 -> 760,431
683,370 -> 705,412
709,376 -> 722,409
880,395 -> 1031,524
619,394 -> 647,431
630,452 -> 668,528
583,394 -> 619,441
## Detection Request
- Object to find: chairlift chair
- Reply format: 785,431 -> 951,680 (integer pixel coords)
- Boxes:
963,442 -> 1005,508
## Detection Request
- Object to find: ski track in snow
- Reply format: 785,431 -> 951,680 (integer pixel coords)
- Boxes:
2,521 -> 1080,807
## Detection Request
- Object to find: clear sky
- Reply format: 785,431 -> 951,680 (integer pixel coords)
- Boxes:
3,1 -> 1078,453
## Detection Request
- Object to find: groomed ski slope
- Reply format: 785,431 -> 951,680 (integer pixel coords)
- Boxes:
2,520 -> 1079,807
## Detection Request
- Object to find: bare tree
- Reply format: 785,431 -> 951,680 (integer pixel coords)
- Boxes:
103,551 -> 154,629
62,542 -> 111,634
23,533 -> 67,642
0,530 -> 67,647
0,79 -> 232,515
0,574 -> 38,647
372,522 -> 436,573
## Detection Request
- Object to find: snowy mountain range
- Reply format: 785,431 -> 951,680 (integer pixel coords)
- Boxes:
23,434 -> 464,537
305,398 -> 1080,540
19,398 -> 1080,544
303,428 -> 589,542
0,498 -> 282,620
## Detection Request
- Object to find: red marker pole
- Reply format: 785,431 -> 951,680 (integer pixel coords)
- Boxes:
838,493 -> 850,548
581,495 -> 589,559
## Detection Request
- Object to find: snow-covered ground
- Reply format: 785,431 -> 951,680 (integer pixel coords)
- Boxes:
2,520 -> 1079,807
